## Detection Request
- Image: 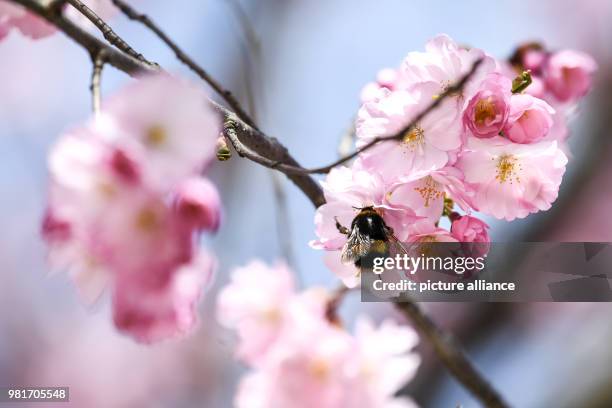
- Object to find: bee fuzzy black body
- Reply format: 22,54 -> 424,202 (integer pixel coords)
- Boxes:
336,206 -> 397,270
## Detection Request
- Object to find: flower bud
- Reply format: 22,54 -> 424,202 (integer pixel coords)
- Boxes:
544,50 -> 597,103
464,73 -> 512,138
174,177 -> 222,232
216,136 -> 231,161
504,94 -> 554,144
450,215 -> 490,258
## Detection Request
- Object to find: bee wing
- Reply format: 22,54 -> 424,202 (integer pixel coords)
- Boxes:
340,225 -> 372,264
385,228 -> 410,259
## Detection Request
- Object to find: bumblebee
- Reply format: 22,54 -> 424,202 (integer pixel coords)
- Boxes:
335,206 -> 407,272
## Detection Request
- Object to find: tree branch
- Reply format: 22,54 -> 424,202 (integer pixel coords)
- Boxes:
217,102 -> 325,207
90,50 -> 106,114
11,0 -> 154,75
395,300 -> 509,408
65,0 -> 152,66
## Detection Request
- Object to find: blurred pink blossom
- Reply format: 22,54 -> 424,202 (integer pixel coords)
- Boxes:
0,0 -> 55,40
544,49 -> 598,103
98,73 -> 220,192
173,177 -> 222,233
216,260 -> 296,365
42,74 -> 221,342
112,251 -> 216,343
221,261 -> 420,408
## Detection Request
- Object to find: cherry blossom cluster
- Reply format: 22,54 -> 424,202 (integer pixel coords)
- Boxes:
42,74 -> 222,343
313,35 -> 596,287
217,260 -> 420,408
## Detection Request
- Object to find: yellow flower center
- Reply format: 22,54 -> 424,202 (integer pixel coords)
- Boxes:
495,154 -> 521,184
135,207 -> 159,232
474,97 -> 496,125
413,176 -> 444,207
145,125 -> 167,147
309,359 -> 330,381
402,125 -> 425,151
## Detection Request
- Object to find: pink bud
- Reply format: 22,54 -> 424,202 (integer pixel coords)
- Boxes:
544,50 -> 597,103
41,209 -> 72,243
174,177 -> 222,232
450,215 -> 490,258
108,148 -> 140,184
523,49 -> 546,72
464,73 -> 512,138
504,94 -> 554,144
112,252 -> 215,344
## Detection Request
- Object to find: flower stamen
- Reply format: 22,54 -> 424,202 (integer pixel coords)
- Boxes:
402,125 -> 425,151
474,97 -> 496,125
495,154 -> 521,184
146,125 -> 167,147
414,176 -> 444,207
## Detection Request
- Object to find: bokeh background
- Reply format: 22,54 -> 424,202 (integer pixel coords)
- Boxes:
1,0 -> 611,406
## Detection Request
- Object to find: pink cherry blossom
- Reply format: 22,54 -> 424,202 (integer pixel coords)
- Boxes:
98,73 -> 220,192
407,221 -> 458,244
322,250 -> 361,288
216,260 -> 296,365
463,73 -> 512,138
400,34 -> 495,103
360,68 -> 406,103
0,0 -> 56,40
173,177 -> 222,232
357,81 -> 463,179
456,137 -> 568,221
504,94 -> 555,144
312,162 -> 420,252
450,215 -> 490,243
522,49 -> 546,73
112,251 -> 216,343
544,50 -> 597,103
450,215 -> 490,258
386,166 -> 471,224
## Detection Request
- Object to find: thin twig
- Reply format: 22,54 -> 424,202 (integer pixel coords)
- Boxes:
111,0 -> 257,128
395,299 -> 509,408
325,285 -> 351,325
218,103 -> 325,208
65,0 -> 152,66
90,50 -> 106,115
